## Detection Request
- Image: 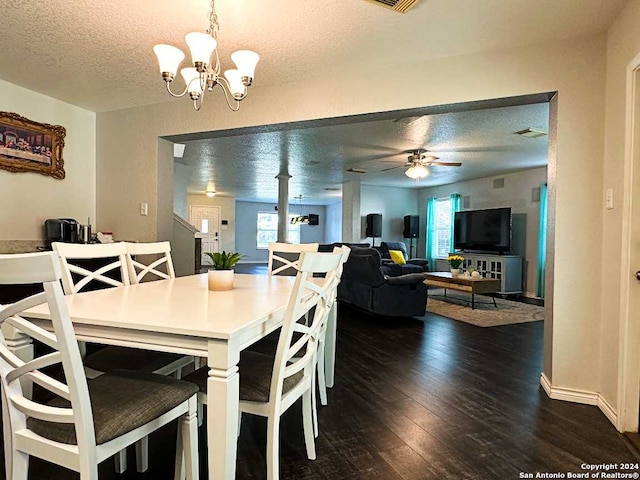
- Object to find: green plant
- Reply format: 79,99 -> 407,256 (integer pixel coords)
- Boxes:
205,251 -> 243,270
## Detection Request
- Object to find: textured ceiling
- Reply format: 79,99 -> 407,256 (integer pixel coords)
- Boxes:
175,101 -> 550,205
0,0 -> 627,112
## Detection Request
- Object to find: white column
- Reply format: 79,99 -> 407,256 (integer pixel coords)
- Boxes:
341,180 -> 361,242
276,174 -> 291,242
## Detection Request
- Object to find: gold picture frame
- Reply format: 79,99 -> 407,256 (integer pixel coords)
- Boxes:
0,111 -> 66,179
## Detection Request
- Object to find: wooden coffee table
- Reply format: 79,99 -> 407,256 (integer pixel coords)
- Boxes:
423,272 -> 501,309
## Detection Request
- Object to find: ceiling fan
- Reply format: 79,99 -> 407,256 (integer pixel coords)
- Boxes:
381,149 -> 462,178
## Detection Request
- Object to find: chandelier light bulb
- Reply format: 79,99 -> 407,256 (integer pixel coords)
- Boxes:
181,68 -> 203,97
153,44 -> 185,78
231,50 -> 260,85
185,32 -> 217,69
224,70 -> 247,100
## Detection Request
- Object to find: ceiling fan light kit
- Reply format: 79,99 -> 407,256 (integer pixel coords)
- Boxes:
153,0 -> 260,112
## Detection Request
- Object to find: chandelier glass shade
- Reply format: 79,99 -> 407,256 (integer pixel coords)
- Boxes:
405,163 -> 429,179
153,0 -> 259,111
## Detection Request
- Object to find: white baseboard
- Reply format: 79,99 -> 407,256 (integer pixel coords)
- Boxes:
539,373 -> 618,426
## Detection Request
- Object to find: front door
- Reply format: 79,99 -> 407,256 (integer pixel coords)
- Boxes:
189,206 -> 220,266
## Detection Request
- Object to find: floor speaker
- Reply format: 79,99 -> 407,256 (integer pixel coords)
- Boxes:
366,213 -> 382,238
403,215 -> 419,238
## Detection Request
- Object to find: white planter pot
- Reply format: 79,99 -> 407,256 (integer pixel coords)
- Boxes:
450,268 -> 460,278
208,269 -> 234,291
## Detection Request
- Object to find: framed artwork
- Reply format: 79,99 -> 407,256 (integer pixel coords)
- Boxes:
0,111 -> 66,179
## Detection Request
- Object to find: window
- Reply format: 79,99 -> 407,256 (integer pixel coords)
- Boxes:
433,197 -> 452,258
256,212 -> 300,249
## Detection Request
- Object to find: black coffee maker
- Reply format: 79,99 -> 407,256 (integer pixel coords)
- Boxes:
44,218 -> 79,247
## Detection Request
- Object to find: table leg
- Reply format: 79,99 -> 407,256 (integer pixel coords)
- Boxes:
207,340 -> 240,480
472,293 -> 475,310
492,296 -> 497,308
1,324 -> 34,398
325,303 -> 337,388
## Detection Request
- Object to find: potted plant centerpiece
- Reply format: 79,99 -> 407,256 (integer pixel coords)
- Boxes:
205,251 -> 243,291
447,254 -> 464,277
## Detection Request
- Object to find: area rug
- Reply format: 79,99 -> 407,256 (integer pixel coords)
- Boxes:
425,289 -> 544,327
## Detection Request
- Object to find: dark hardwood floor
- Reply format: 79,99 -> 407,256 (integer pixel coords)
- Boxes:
4,302 -> 637,479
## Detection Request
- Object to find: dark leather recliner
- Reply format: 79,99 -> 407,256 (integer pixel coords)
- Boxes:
338,248 -> 427,317
376,241 -> 429,274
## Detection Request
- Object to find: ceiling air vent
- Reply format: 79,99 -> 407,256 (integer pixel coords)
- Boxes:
514,127 -> 548,138
364,0 -> 420,13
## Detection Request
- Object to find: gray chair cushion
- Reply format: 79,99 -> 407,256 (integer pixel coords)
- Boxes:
271,251 -> 300,276
183,350 -> 304,403
84,346 -> 184,373
28,369 -> 198,445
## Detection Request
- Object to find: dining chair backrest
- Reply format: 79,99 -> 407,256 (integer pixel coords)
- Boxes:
0,252 -> 97,462
125,241 -> 176,284
268,242 -> 319,276
270,251 -> 343,403
52,242 -> 130,294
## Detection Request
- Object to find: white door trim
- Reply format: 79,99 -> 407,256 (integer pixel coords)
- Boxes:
617,51 -> 640,433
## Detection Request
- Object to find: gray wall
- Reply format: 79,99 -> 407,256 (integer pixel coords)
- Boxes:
360,185 -> 419,245
325,202 -> 342,244
235,201 -> 327,262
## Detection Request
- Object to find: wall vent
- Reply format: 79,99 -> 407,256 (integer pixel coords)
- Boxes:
462,196 -> 471,209
364,0 -> 420,13
493,178 -> 505,189
514,127 -> 548,138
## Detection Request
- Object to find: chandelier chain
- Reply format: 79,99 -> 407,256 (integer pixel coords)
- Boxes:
206,0 -> 220,39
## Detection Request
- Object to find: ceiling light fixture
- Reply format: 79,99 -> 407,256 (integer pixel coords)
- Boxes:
153,0 -> 260,112
205,190 -> 216,197
405,163 -> 429,179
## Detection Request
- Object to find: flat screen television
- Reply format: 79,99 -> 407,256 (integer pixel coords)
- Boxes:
454,207 -> 512,253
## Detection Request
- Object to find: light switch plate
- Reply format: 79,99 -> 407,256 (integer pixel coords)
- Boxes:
140,202 -> 148,216
605,188 -> 614,210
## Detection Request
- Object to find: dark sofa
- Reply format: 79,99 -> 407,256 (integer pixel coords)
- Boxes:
337,247 -> 427,317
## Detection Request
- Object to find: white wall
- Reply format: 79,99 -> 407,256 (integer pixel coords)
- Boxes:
96,35 -> 607,416
235,201 -> 327,262
325,202 -> 342,243
173,162 -> 190,219
418,168 -> 547,297
599,0 -> 640,416
360,185 -> 419,244
187,194 -> 236,253
0,79 -> 95,240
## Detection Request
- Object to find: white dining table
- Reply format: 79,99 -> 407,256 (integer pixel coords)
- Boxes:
22,272 -> 338,479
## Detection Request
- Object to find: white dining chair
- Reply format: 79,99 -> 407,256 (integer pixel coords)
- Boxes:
52,241 -> 194,473
315,246 -> 350,406
183,250 -> 344,480
0,251 -> 199,480
267,242 -> 319,276
125,241 -> 176,283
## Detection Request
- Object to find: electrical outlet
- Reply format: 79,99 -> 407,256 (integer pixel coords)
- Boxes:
140,202 -> 148,216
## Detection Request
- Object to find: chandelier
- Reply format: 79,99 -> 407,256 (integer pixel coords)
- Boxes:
153,0 -> 260,111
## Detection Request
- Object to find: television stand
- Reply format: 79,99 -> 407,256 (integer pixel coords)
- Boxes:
459,252 -> 523,294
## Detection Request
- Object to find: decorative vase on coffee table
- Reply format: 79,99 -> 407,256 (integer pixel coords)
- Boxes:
450,268 -> 459,278
208,269 -> 234,291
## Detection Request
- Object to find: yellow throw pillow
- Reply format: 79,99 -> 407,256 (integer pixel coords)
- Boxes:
388,250 -> 406,265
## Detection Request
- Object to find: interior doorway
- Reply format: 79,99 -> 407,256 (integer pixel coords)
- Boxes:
189,205 -> 220,265
618,52 -> 640,433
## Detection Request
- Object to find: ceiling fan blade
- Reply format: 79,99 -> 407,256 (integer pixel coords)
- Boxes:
380,164 -> 406,172
427,161 -> 462,167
